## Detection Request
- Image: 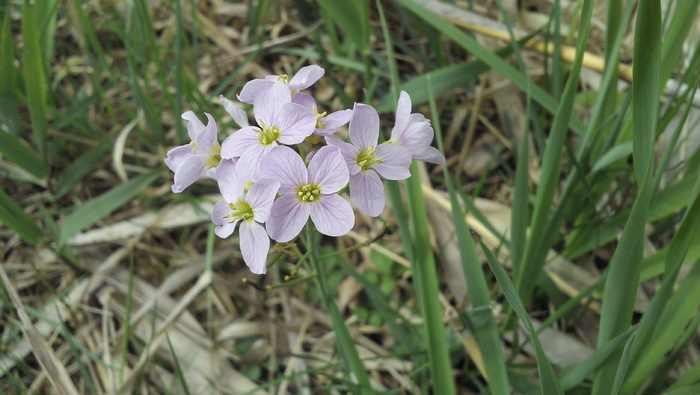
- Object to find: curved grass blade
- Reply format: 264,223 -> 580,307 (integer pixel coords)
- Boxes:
0,129 -> 46,180
0,188 -> 43,244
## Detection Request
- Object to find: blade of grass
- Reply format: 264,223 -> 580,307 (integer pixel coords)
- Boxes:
54,139 -> 112,199
0,7 -> 19,135
0,129 -> 46,180
591,1 -> 662,391
166,334 -> 192,395
0,187 -> 43,244
610,332 -> 636,395
22,2 -> 49,174
57,171 -> 159,247
478,239 -> 563,394
429,79 -> 510,394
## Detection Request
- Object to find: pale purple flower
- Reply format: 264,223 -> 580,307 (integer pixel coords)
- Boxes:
165,111 -> 222,193
388,91 -> 445,165
238,65 -> 325,104
220,82 -> 316,181
259,145 -> 354,242
292,92 -> 352,136
326,103 -> 412,217
211,160 -> 280,274
219,95 -> 249,128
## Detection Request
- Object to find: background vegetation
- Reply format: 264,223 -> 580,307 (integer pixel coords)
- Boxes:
1,0 -> 699,393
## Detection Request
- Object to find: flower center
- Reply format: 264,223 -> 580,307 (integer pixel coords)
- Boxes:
356,146 -> 383,171
295,183 -> 321,203
205,145 -> 222,168
259,126 -> 281,145
222,199 -> 254,223
277,74 -> 290,85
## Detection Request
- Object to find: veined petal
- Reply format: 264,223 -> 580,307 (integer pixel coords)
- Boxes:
194,113 -> 218,157
221,127 -> 260,159
258,146 -> 308,193
211,200 -> 232,226
392,91 -> 412,137
182,111 -> 205,141
215,221 -> 238,239
374,144 -> 412,180
308,146 -> 349,194
291,91 -> 316,110
172,155 -> 205,193
235,144 -> 275,182
413,146 -> 446,165
348,103 -> 380,149
238,79 -> 275,104
275,103 -> 316,145
349,171 -> 385,217
266,194 -> 310,242
394,115 -> 433,155
314,109 -> 353,137
288,65 -> 324,91
310,194 -> 354,237
215,159 -> 245,202
254,82 -> 291,127
246,178 -> 280,223
220,95 -> 249,127
240,222 -> 270,274
165,144 -> 195,172
325,136 -> 361,175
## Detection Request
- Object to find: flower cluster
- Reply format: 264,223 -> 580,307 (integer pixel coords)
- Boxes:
165,65 -> 445,274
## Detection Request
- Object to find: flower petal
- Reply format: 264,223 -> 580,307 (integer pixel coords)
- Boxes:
219,95 -> 249,127
314,109 -> 353,136
254,82 -> 291,127
220,127 -> 261,159
374,144 -> 412,180
392,91 -> 412,137
308,145 -> 349,194
288,65 -> 324,91
194,113 -> 218,158
215,159 -> 245,202
394,114 -> 433,155
165,144 -> 195,173
258,146 -> 307,193
239,222 -> 270,274
325,136 -> 361,175
266,194 -> 310,242
310,194 -> 354,237
172,155 -> 205,193
413,146 -> 446,165
349,171 -> 385,217
275,103 -> 316,145
348,103 -> 379,149
291,91 -> 316,110
235,144 -> 275,182
182,111 -> 205,141
238,79 -> 274,104
212,200 -> 239,238
246,178 -> 280,223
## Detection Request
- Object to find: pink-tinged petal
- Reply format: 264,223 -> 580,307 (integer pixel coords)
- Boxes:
246,178 -> 280,223
165,144 -> 195,172
348,103 -> 379,149
239,222 -> 270,274
172,155 -> 205,193
215,222 -> 237,238
314,109 -> 353,136
413,146 -> 446,165
254,82 -> 291,126
308,146 -> 349,194
182,111 -> 205,141
220,95 -> 249,127
215,159 -> 245,202
392,91 -> 412,137
373,144 -> 412,180
194,113 -> 218,157
235,144 -> 275,182
349,171 -> 385,217
266,194 -> 311,242
310,194 -> 354,237
258,146 -> 307,193
275,103 -> 316,145
211,200 -> 232,226
220,127 -> 260,159
291,92 -> 316,110
238,79 -> 275,104
288,65 -> 324,91
395,115 -> 433,155
325,137 -> 361,175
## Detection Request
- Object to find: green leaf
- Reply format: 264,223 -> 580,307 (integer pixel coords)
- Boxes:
58,172 -> 159,246
0,8 -> 19,135
54,140 -> 111,199
0,188 -> 43,244
478,239 -> 563,394
315,0 -> 368,52
0,129 -> 46,180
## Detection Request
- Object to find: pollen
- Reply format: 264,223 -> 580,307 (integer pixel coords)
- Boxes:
295,183 -> 321,203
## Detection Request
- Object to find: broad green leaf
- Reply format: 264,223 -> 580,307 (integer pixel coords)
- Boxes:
0,188 -> 43,244
58,172 -> 159,246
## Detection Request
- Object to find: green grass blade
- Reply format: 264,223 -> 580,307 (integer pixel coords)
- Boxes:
21,2 -> 49,174
610,332 -> 636,395
429,80 -> 510,394
0,129 -> 46,180
54,139 -> 111,199
314,0 -> 368,53
0,187 -> 43,244
478,239 -> 563,394
0,8 -> 19,135
58,172 -> 159,247
658,1 -> 700,88
166,333 -> 192,395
